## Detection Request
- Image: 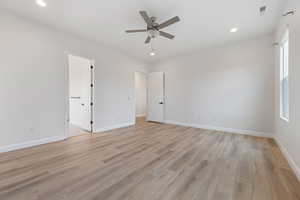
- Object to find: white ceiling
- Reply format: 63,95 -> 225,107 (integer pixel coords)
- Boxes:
0,0 -> 285,63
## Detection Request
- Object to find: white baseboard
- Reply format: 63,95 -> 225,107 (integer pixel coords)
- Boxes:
136,114 -> 146,117
0,122 -> 135,153
0,135 -> 66,153
274,137 -> 300,182
94,122 -> 135,133
164,120 -> 273,138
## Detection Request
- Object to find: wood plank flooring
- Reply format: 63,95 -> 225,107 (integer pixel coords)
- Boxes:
0,118 -> 299,200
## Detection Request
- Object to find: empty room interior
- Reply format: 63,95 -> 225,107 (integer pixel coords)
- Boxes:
0,0 -> 300,199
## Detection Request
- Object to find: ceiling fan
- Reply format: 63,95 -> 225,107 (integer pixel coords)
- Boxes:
126,11 -> 180,44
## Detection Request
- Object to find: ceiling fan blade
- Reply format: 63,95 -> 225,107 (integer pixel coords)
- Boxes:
125,29 -> 147,33
159,31 -> 175,39
140,11 -> 153,27
158,16 -> 180,29
145,36 -> 151,44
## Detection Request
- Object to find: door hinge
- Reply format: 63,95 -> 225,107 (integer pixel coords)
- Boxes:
91,65 -> 94,69
90,121 -> 94,124
90,102 -> 94,106
90,84 -> 94,87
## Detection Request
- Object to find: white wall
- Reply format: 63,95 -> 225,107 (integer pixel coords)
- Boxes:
151,35 -> 275,136
274,0 -> 300,180
135,72 -> 147,117
0,9 -> 147,151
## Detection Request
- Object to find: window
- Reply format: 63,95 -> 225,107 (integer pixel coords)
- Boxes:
280,30 -> 289,122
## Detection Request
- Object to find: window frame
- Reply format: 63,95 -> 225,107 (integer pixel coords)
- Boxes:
279,30 -> 290,122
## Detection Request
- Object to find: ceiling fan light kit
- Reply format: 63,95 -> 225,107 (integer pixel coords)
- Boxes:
148,29 -> 159,38
126,10 -> 180,45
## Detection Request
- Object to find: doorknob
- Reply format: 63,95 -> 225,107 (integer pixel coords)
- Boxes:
159,102 -> 164,104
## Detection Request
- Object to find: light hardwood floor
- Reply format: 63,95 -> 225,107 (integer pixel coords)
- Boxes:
0,118 -> 299,200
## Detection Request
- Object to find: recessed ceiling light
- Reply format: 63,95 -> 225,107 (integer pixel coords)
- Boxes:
36,0 -> 47,7
150,52 -> 155,56
230,28 -> 238,33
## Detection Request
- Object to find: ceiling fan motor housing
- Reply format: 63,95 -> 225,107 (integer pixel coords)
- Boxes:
148,29 -> 159,38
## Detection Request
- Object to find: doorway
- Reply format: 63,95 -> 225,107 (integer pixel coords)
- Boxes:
68,55 -> 94,137
135,72 -> 147,123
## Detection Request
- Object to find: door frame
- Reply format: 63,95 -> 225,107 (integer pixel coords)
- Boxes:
65,54 -> 95,138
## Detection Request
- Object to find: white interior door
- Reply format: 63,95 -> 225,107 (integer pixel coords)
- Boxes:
69,55 -> 92,132
147,72 -> 165,123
